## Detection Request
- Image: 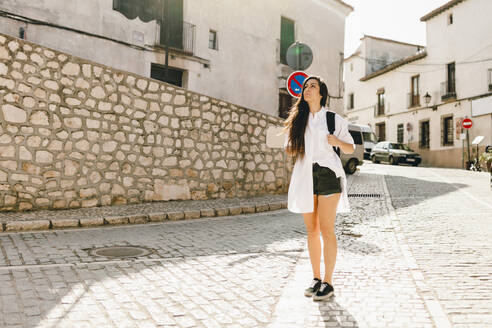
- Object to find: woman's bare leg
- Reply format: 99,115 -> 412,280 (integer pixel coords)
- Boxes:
302,195 -> 321,279
318,193 -> 341,284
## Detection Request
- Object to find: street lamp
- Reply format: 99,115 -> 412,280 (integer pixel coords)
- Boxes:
423,92 -> 431,105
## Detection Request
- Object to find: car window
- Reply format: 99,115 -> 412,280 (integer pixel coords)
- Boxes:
362,132 -> 378,143
348,130 -> 363,145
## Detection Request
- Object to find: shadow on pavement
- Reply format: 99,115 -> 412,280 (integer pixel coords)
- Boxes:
316,298 -> 359,327
384,174 -> 467,210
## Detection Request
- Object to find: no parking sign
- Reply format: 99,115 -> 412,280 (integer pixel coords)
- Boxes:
286,71 -> 308,98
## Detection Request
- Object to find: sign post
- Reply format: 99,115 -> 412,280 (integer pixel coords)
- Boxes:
462,118 -> 473,169
286,42 -> 313,71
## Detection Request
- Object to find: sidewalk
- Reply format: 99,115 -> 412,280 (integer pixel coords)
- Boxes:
0,194 -> 287,232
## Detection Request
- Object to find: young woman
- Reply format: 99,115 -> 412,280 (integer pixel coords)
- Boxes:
284,76 -> 355,301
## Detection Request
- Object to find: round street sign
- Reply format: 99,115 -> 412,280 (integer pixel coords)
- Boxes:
286,71 -> 309,98
462,118 -> 473,129
286,42 -> 313,71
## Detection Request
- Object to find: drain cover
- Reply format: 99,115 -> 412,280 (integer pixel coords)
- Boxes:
88,246 -> 153,258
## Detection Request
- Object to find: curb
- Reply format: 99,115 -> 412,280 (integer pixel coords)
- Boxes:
0,201 -> 288,233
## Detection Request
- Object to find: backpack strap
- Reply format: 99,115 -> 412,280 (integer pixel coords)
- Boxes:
326,111 -> 340,157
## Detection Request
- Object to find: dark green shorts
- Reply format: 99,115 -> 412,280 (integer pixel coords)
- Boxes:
312,163 -> 341,196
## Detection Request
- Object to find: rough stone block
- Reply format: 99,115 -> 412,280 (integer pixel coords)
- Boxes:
200,208 -> 215,217
80,218 -> 104,227
241,206 -> 256,214
128,215 -> 148,224
184,210 -> 201,220
148,213 -> 167,222
51,219 -> 79,228
5,220 -> 50,232
256,204 -> 269,212
216,208 -> 230,217
104,216 -> 129,225
167,211 -> 185,221
229,206 -> 242,215
268,202 -> 283,211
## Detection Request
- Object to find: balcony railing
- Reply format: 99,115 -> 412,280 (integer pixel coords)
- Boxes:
155,20 -> 195,56
440,79 -> 456,101
407,92 -> 420,108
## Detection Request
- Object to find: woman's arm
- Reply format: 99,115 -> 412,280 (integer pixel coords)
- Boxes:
327,135 -> 355,154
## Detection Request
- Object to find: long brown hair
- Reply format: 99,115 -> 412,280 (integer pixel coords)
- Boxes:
284,76 -> 329,160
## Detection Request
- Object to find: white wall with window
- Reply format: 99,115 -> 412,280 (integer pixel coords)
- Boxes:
343,0 -> 492,168
0,0 -> 352,116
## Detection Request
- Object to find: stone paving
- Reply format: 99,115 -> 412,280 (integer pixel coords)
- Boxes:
0,164 -> 491,327
0,194 -> 288,231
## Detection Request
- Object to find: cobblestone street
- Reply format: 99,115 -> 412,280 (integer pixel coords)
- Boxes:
0,163 -> 491,327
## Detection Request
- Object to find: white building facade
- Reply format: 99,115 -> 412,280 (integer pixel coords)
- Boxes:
344,0 -> 492,169
0,0 -> 352,117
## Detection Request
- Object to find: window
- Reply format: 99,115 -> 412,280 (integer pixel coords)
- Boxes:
362,132 -> 378,143
348,93 -> 354,110
411,75 -> 420,107
442,115 -> 454,146
280,17 -> 295,64
447,62 -> 456,93
448,13 -> 453,25
376,90 -> 385,116
488,68 -> 492,91
397,124 -> 404,143
278,91 -> 294,119
376,122 -> 386,141
349,130 -> 363,145
150,63 -> 183,87
419,120 -> 430,148
209,30 -> 218,50
114,0 -> 184,49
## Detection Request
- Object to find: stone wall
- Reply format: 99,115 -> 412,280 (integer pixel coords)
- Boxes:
0,33 -> 290,211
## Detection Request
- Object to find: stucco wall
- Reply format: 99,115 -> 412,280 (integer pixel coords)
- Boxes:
0,0 -> 351,117
0,33 -> 291,211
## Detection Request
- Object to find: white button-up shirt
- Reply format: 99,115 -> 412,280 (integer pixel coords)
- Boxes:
287,107 -> 355,213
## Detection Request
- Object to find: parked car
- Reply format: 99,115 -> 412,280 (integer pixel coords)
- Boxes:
340,124 -> 366,174
370,141 -> 422,166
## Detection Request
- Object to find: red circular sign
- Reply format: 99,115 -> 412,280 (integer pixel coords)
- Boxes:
462,118 -> 473,129
286,71 -> 309,98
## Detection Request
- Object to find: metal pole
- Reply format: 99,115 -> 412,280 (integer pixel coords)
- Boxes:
466,129 -> 471,169
164,0 -> 169,80
296,41 -> 300,71
462,137 -> 464,169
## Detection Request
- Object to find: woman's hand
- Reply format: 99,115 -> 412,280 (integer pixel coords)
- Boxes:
326,134 -> 355,154
326,134 -> 342,147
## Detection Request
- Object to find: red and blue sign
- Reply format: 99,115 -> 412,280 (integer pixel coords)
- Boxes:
286,71 -> 308,98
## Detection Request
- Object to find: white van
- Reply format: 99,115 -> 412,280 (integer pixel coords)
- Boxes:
341,124 -> 377,174
358,125 -> 378,159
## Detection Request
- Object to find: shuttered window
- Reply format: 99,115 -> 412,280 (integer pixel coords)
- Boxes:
280,17 -> 295,65
442,115 -> 454,146
397,124 -> 404,143
420,120 -> 430,148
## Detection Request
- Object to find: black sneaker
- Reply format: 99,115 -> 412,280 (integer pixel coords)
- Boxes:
313,282 -> 334,301
304,278 -> 322,297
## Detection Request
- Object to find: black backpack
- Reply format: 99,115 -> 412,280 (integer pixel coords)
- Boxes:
326,111 -> 340,157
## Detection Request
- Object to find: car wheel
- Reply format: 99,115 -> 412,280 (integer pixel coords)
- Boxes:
389,156 -> 396,165
345,159 -> 357,175
412,163 -> 419,167
371,155 -> 379,164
